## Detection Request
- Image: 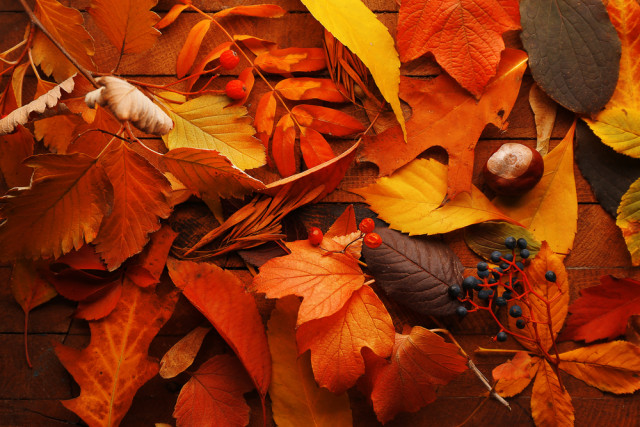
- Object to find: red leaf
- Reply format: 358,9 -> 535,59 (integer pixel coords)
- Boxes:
213,4 -> 286,18
126,224 -> 179,287
561,275 -> 640,343
397,0 -> 519,96
254,47 -> 326,74
177,19 -> 211,78
275,78 -> 347,102
272,113 -> 297,177
292,104 -> 365,137
254,91 -> 277,147
300,126 -> 335,168
173,354 -> 254,427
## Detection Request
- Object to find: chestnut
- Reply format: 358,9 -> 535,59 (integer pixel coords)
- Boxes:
483,143 -> 544,196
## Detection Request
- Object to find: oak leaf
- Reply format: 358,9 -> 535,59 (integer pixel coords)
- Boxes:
561,275 -> 640,343
55,280 -> 178,427
464,221 -> 541,261
532,360 -> 574,427
397,0 -> 519,97
353,158 -> 517,235
358,49 -> 527,199
159,326 -> 211,379
617,176 -> 640,265
296,285 -> 395,393
268,297 -> 353,427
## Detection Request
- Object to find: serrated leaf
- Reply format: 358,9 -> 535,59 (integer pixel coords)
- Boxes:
162,94 -> 266,170
531,359 -> 574,427
616,176 -> 640,265
0,126 -> 34,188
464,221 -> 541,261
585,108 -> 640,158
519,0 -> 620,114
363,227 -> 463,316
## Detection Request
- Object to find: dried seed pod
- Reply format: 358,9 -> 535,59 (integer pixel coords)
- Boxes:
483,143 -> 544,196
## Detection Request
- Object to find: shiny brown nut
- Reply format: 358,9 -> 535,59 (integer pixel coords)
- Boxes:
483,143 -> 544,196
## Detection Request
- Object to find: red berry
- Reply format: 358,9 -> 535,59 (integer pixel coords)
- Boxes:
364,232 -> 382,249
220,50 -> 240,70
308,227 -> 323,246
359,218 -> 375,234
225,79 -> 246,100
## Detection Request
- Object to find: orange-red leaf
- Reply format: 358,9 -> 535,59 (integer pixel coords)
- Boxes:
159,326 -> 211,379
292,104 -> 364,137
532,359 -> 574,427
167,259 -> 271,397
173,354 -> 254,427
494,356 -> 541,398
155,3 -> 189,30
89,0 -> 160,55
55,280 -> 178,427
276,78 -> 347,102
492,351 -> 534,382
0,126 -> 34,188
300,126 -> 334,168
229,67 -> 255,106
254,47 -> 326,74
397,0 -> 519,96
213,4 -> 286,18
177,19 -> 211,78
296,285 -> 394,393
325,204 -> 357,238
93,140 -> 172,271
254,90 -> 277,147
234,34 -> 277,56
272,113 -> 297,177
125,224 -> 178,287
187,41 -> 233,90
252,239 -> 364,325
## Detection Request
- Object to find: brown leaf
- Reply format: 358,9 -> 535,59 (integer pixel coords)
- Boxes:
0,126 -> 34,188
159,326 -> 211,379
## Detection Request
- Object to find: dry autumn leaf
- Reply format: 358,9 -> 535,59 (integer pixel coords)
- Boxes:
212,4 -> 287,19
494,355 -> 540,397
0,126 -> 34,188
272,113 -> 296,177
292,104 -> 365,137
176,19 -> 211,78
159,326 -> 212,379
275,77 -> 347,102
254,47 -> 326,74
299,126 -> 334,168
617,176 -> 640,265
492,351 -> 534,382
530,83 -> 558,156
464,221 -> 542,261
532,359 -> 574,427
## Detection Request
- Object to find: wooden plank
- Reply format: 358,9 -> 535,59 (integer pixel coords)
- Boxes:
0,400 -> 80,426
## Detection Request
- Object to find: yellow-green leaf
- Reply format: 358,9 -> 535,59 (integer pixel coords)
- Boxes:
617,176 -> 640,265
299,0 -> 405,140
161,95 -> 266,170
586,108 -> 640,158
353,158 -> 516,235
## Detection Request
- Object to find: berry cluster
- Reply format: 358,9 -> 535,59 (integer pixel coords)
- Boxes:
450,237 -> 558,344
307,218 -> 382,250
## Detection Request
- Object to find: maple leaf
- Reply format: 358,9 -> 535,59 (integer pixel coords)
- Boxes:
494,123 -> 578,256
159,326 -> 211,379
360,326 -> 468,423
161,94 -> 266,170
0,153 -> 113,261
31,0 -> 95,82
296,285 -> 395,393
561,275 -> 640,343
92,140 -> 172,271
397,0 -> 519,97
532,359 -> 574,427
358,49 -> 527,199
353,158 -> 517,235
89,0 -> 160,56
166,259 -> 271,398
55,280 -> 178,427
268,297 -> 353,427
173,354 -> 254,427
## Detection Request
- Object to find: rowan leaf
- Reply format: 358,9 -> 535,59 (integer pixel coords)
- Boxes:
0,126 -> 34,188
254,91 -> 276,147
300,126 -> 334,169
176,20 -> 211,78
520,0 -> 620,114
494,354 -> 540,398
358,49 -> 527,199
363,227 -> 463,316
617,177 -> 640,265
213,4 -> 286,18
0,153 -> 113,262
155,3 -> 189,30
55,280 -> 178,427
292,104 -> 364,137
296,285 -> 394,393
353,158 -> 517,235
397,0 -> 519,97
363,327 -> 468,424
31,0 -> 95,82
268,297 -> 353,427
159,326 -> 211,379
300,0 -> 406,139
229,67 -> 255,107
531,359 -> 574,427
275,78 -> 347,102
272,113 -> 297,177
162,94 -> 266,170
494,123 -> 578,256
508,242 -> 569,352
166,259 -> 271,397
89,0 -> 160,55
254,47 -> 326,74
464,221 -> 541,261
173,355 -> 253,427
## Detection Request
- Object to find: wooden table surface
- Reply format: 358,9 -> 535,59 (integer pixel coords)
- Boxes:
1,1 -> 639,426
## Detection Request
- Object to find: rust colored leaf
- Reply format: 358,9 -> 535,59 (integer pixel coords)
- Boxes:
176,19 -> 211,78
89,0 -> 160,55
397,0 -> 519,96
561,275 -> 640,343
325,204 -> 357,238
155,3 -> 189,29
363,327 -> 468,424
93,140 -> 172,271
126,224 -> 179,287
0,153 -> 113,261
234,34 -> 277,56
167,259 -> 271,397
494,356 -> 541,398
493,351 -> 534,382
292,104 -> 364,137
254,91 -> 277,147
276,78 -> 347,102
358,49 -> 527,200
296,285 -> 395,393
254,47 -> 326,74
0,126 -> 34,188
34,113 -> 85,154
159,326 -> 211,379
272,113 -> 297,178
173,354 -> 254,427
531,360 -> 574,427
627,315 -> 640,346
55,280 -> 178,427
213,4 -> 286,18
229,67 -> 255,106
300,126 -> 334,169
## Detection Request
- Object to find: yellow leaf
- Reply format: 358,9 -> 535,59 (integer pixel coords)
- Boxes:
353,158 -> 517,235
617,176 -> 640,265
31,0 -> 95,82
531,360 -> 574,427
161,94 -> 266,170
89,0 -> 160,55
586,108 -> 640,158
267,297 -> 353,427
299,0 -> 405,140
559,341 -> 640,394
494,123 -> 577,256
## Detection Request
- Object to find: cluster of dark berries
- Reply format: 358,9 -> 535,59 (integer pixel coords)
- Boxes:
308,218 -> 382,249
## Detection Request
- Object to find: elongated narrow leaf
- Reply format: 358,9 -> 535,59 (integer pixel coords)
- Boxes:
155,3 -> 189,30
254,91 -> 277,147
272,113 -> 296,177
300,126 -> 334,168
276,78 -> 346,102
254,47 -> 326,74
292,104 -> 364,137
531,360 -> 574,427
177,20 -> 211,78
